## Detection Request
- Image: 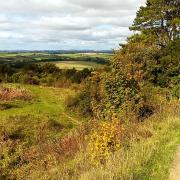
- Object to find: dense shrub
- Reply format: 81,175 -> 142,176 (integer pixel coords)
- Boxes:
65,73 -> 104,117
171,84 -> 180,99
65,87 -> 93,116
0,64 -> 15,82
0,63 -> 92,87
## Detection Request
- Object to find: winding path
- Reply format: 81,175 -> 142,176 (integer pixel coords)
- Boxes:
62,112 -> 82,125
169,146 -> 180,180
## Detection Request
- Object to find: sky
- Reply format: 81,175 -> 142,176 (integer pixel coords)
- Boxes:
0,0 -> 146,50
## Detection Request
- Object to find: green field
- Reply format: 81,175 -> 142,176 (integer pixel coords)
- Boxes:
0,52 -> 112,58
57,53 -> 112,59
55,61 -> 104,70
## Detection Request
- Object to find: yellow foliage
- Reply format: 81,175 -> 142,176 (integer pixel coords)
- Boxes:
87,120 -> 120,165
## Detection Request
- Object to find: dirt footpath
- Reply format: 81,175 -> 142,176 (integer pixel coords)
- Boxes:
169,146 -> 180,180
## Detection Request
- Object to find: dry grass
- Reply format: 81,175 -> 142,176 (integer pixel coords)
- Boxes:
40,101 -> 180,180
0,85 -> 32,101
78,102 -> 180,180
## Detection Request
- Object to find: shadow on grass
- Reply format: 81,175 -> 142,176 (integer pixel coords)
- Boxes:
0,103 -> 22,110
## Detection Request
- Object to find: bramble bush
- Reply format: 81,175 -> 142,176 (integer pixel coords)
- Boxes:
87,120 -> 121,165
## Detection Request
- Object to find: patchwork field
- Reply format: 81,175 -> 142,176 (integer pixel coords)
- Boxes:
0,52 -> 112,70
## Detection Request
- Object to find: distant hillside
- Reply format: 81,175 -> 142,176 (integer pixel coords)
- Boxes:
0,50 -> 113,54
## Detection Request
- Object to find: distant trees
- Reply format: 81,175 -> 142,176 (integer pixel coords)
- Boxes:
0,63 -> 92,86
0,64 -> 15,82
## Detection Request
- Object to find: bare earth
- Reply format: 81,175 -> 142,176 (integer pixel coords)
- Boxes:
169,146 -> 180,180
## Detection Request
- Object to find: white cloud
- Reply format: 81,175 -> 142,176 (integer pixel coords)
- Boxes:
0,0 -> 146,50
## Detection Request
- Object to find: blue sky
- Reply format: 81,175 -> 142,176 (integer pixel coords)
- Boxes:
0,0 -> 146,50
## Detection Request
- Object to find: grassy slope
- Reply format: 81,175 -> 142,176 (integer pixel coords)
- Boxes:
1,85 -> 68,116
0,84 -> 86,179
0,84 -> 80,143
1,84 -> 179,179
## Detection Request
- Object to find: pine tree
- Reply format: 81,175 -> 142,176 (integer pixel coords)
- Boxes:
130,0 -> 180,47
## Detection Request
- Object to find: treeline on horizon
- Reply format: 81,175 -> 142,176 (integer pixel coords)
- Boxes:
0,50 -> 113,54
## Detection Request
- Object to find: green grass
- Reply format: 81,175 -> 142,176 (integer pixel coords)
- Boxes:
0,84 -> 80,144
0,83 -> 84,179
133,119 -> 180,180
1,84 -> 69,117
